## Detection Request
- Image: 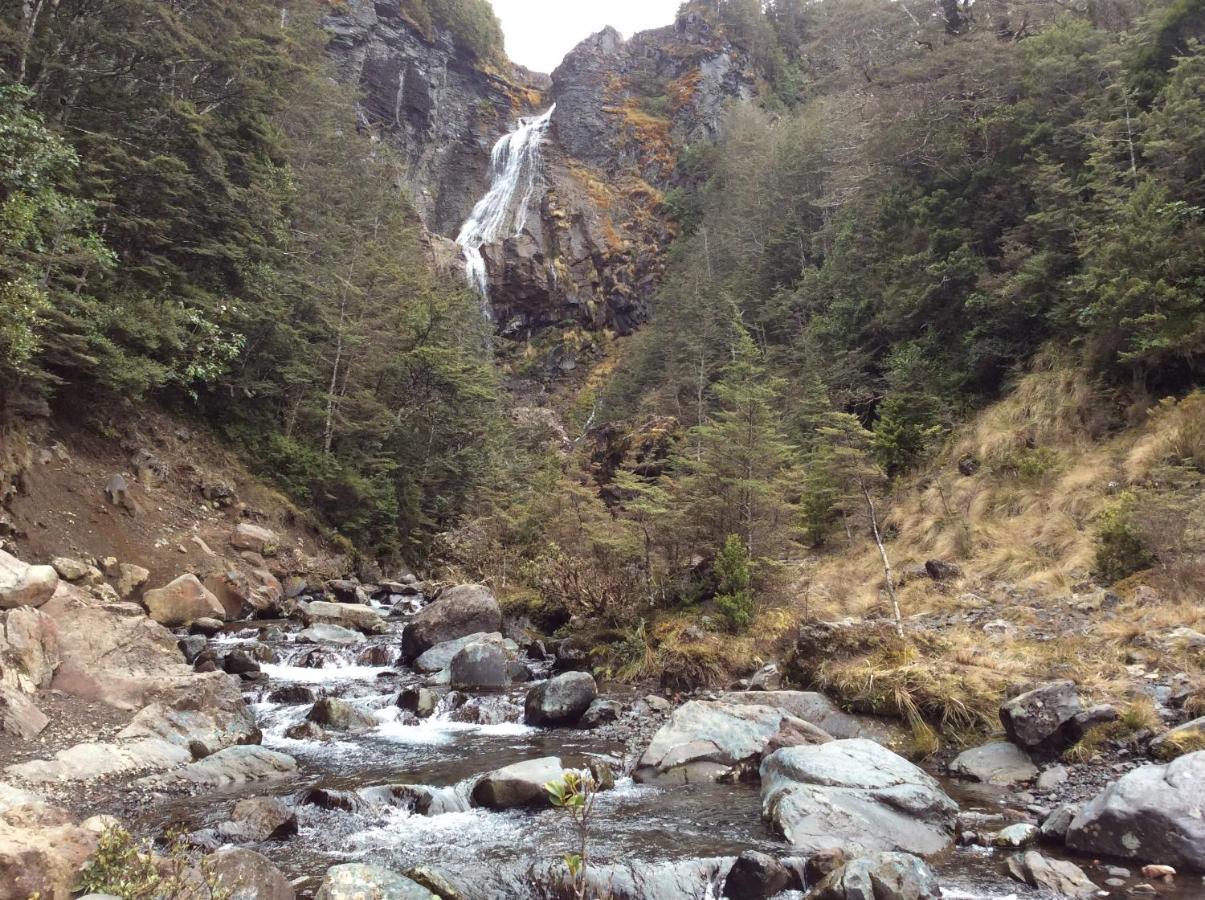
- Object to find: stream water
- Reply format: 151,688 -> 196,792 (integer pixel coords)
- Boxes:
137,598 -> 1194,900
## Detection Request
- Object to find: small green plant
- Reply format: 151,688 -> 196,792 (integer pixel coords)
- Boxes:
1096,492 -> 1155,583
713,533 -> 754,633
545,770 -> 601,900
80,825 -> 230,900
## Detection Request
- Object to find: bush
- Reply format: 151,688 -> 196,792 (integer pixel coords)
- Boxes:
1096,492 -> 1155,583
714,534 -> 754,632
80,826 -> 229,900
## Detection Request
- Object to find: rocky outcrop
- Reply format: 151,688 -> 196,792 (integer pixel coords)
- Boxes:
1065,751 -> 1205,872
0,804 -> 99,900
0,685 -> 48,739
230,523 -> 280,556
0,606 -> 59,693
524,671 -> 597,726
137,746 -> 298,788
471,757 -> 563,810
0,550 -> 57,610
718,691 -> 904,746
142,574 -> 226,627
634,700 -> 832,784
760,739 -> 958,858
401,585 -> 502,659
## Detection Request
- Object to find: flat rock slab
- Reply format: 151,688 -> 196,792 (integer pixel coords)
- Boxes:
719,691 -> 904,746
761,738 -> 958,858
316,863 -> 435,899
138,746 -> 298,788
948,741 -> 1038,785
6,738 -> 192,784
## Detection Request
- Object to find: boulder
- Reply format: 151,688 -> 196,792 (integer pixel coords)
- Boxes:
5,738 -> 192,784
0,804 -> 99,900
525,671 -> 598,726
924,559 -> 962,581
721,850 -> 799,899
307,697 -> 377,732
208,847 -> 296,900
412,632 -> 509,673
304,601 -> 387,635
994,823 -> 1040,848
223,649 -> 261,676
450,641 -> 511,689
218,797 -> 298,842
326,580 -> 366,604
143,574 -> 226,627
191,617 -> 225,637
1006,851 -> 1098,899
1040,803 -> 1080,841
948,742 -> 1038,785
137,746 -> 297,787
268,685 -> 316,705
115,563 -> 150,599
0,551 -> 58,609
401,584 -> 501,659
1066,751 -> 1205,871
749,662 -> 783,691
50,557 -> 90,581
718,691 -> 903,745
297,623 -> 365,645
0,606 -> 60,692
811,852 -> 941,900
204,570 -> 268,621
1000,681 -> 1082,752
581,698 -> 622,729
397,686 -> 439,718
316,864 -> 434,900
471,757 -> 563,809
230,523 -> 280,556
634,700 -> 832,784
0,685 -> 48,740
115,671 -> 260,755
760,739 -> 958,857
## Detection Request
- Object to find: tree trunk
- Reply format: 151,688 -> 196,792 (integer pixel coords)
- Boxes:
861,481 -> 903,637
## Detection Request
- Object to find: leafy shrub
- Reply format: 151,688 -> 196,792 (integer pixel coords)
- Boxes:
401,0 -> 505,62
714,534 -> 754,632
80,826 -> 229,900
1096,492 -> 1156,583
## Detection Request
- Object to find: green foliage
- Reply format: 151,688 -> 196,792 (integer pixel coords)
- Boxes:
400,0 -> 505,63
872,394 -> 943,476
714,533 -> 754,632
1096,492 -> 1156,583
80,826 -> 229,900
545,770 -> 600,900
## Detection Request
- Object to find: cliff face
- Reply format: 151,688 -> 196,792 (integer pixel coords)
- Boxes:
325,1 -> 756,342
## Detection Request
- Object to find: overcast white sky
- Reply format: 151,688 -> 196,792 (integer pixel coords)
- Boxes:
490,0 -> 684,73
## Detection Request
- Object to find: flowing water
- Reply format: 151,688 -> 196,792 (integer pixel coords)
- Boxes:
139,606 -> 1197,899
455,106 -> 556,300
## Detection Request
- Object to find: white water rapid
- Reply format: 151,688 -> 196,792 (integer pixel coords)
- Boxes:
455,105 -> 555,300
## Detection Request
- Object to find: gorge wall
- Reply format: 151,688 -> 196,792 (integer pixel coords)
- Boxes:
323,0 -> 757,342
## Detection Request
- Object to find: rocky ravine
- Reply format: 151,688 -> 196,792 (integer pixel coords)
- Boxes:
324,1 -> 756,345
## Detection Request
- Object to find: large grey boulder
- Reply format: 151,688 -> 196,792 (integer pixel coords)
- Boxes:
143,574 -> 226,627
315,863 -> 434,900
412,632 -> 509,673
811,852 -> 941,900
450,641 -> 510,689
471,757 -> 563,809
1006,850 -> 1097,899
401,585 -> 501,659
303,601 -> 387,635
634,700 -> 831,784
525,671 -> 598,726
999,680 -> 1082,752
307,698 -> 377,732
0,551 -> 58,610
208,847 -> 295,900
1066,751 -> 1205,871
760,739 -> 958,857
948,741 -> 1037,785
718,691 -> 903,745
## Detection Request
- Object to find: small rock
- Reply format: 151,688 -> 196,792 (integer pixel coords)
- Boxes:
812,852 -> 941,900
1142,864 -> 1176,880
315,863 -> 432,900
306,698 -> 377,733
190,617 -> 225,637
750,662 -> 783,691
721,850 -> 799,899
0,551 -> 59,609
1000,680 -> 1082,752
397,687 -> 439,718
1036,764 -> 1069,791
230,523 -> 280,556
949,742 -> 1038,785
581,699 -> 622,729
994,823 -> 1040,848
50,557 -> 90,581
115,563 -> 150,599
1006,850 -> 1098,899
208,847 -> 295,900
218,797 -> 298,842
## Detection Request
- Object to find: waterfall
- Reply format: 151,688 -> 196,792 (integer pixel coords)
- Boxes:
455,106 -> 555,300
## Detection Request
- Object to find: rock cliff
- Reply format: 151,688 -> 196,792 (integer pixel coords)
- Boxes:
324,1 -> 757,343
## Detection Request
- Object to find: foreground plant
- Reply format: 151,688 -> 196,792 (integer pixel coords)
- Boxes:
545,770 -> 601,900
79,825 -> 230,900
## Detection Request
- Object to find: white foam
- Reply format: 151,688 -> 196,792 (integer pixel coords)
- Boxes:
259,662 -> 390,683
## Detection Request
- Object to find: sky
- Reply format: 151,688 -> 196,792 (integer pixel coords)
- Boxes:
490,0 -> 684,73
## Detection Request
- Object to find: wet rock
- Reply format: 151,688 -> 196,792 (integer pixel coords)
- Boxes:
304,601 -> 388,635
1066,751 -> 1205,871
0,550 -> 58,609
1006,850 -> 1098,899
397,686 -> 439,718
218,797 -> 298,842
471,756 -> 564,809
208,847 -> 296,900
581,698 -> 622,728
948,742 -> 1037,785
0,606 -> 59,692
177,634 -> 208,664
401,584 -> 501,660
805,849 -> 848,884
268,685 -> 316,705
446,696 -> 522,726
749,662 -> 783,691
230,523 -> 280,556
1000,680 -> 1083,752
718,691 -> 903,745
405,866 -> 462,899
760,739 -> 958,857
307,698 -> 377,732
284,721 -> 326,741
223,649 -> 262,676
0,685 -> 48,739
191,617 -> 225,637
721,850 -> 799,899
450,641 -> 511,689
315,863 -> 434,900
524,671 -> 597,726
298,623 -> 365,645
0,804 -> 98,900
326,579 -> 366,604
143,574 -> 227,627
994,823 -> 1040,848
811,852 -> 941,900
412,632 -> 509,673
301,787 -> 365,813
634,700 -> 832,784
357,645 -> 397,667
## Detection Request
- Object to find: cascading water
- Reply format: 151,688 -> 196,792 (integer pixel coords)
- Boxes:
455,105 -> 556,301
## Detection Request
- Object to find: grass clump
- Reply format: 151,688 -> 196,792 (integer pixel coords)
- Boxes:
1153,728 -> 1205,761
